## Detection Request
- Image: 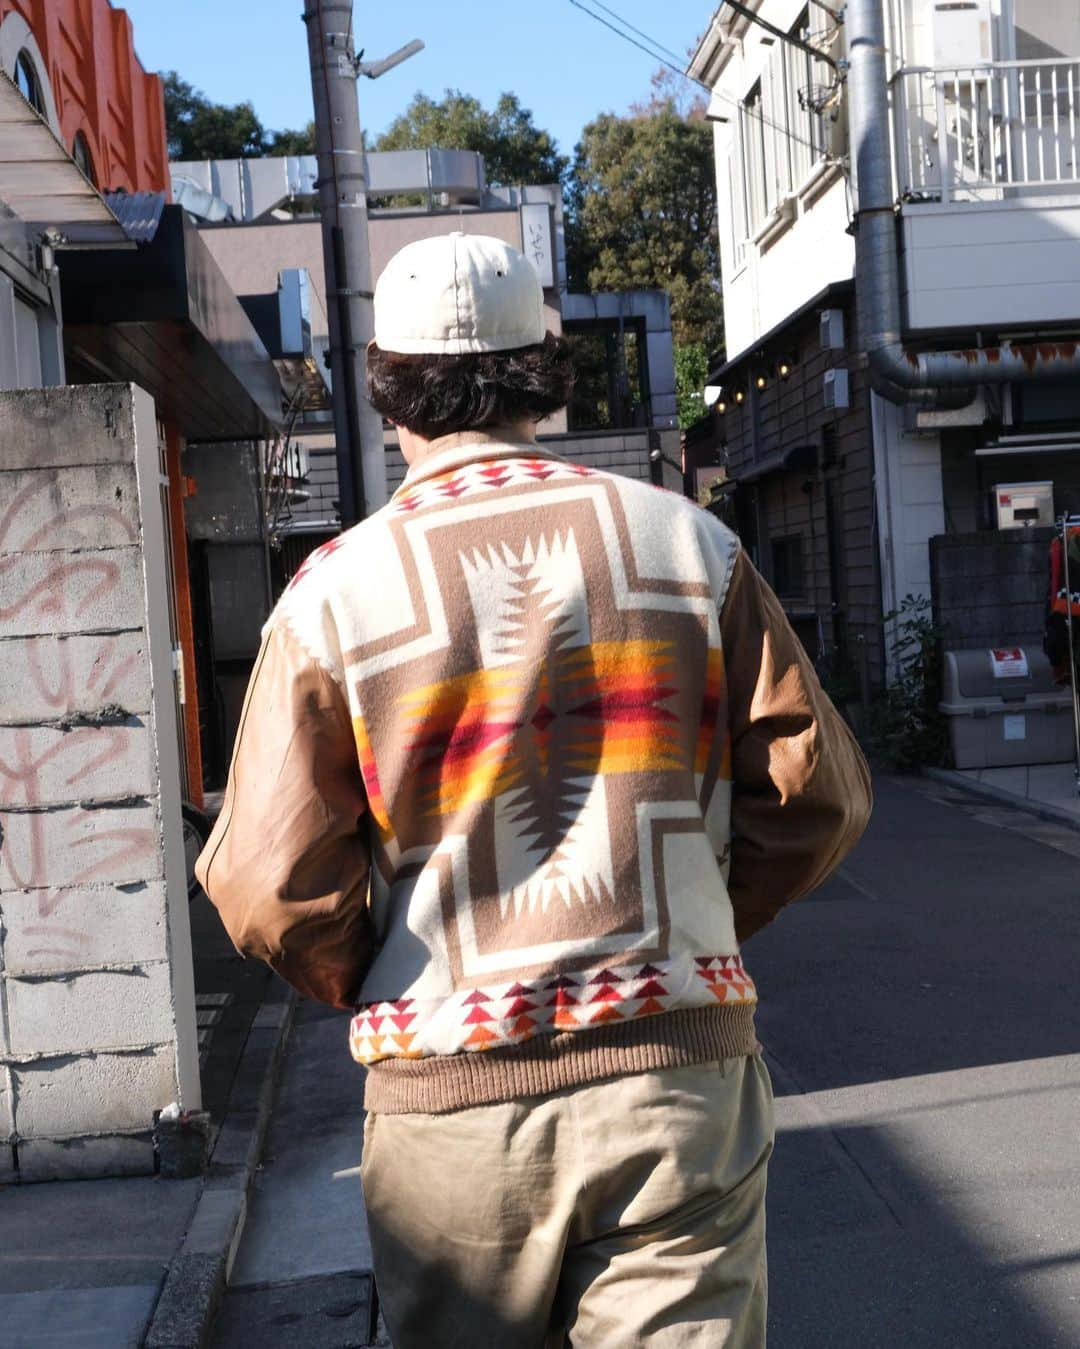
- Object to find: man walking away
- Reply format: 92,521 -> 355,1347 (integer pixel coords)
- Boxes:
198,232 -> 872,1347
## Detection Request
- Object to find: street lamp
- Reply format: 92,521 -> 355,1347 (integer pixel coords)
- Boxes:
357,40 -> 425,80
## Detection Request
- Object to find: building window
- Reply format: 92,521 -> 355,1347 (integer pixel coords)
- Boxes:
733,11 -> 836,249
771,534 -> 806,598
788,9 -> 832,176
72,132 -> 96,185
14,50 -> 45,117
741,81 -> 769,236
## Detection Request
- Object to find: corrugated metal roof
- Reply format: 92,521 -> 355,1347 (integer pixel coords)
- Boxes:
102,190 -> 167,244
0,71 -> 129,246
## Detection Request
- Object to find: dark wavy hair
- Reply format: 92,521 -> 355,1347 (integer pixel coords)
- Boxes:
366,333 -> 574,439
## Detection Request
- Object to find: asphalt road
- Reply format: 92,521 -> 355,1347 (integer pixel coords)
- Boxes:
213,775 -> 1080,1347
753,775 -> 1080,1348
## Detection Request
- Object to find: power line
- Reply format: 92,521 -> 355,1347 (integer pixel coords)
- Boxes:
566,0 -> 712,95
566,0 -> 832,157
587,0 -> 687,66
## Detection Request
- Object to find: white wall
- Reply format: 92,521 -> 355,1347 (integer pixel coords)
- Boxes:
720,171 -> 854,359
704,0 -> 853,361
903,198 -> 1080,331
871,393 -> 946,628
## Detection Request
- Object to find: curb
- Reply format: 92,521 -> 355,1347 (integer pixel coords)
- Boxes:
922,765 -> 1080,834
143,987 -> 298,1349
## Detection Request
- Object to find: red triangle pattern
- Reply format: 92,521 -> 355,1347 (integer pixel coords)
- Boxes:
348,954 -> 757,1065
389,457 -> 597,517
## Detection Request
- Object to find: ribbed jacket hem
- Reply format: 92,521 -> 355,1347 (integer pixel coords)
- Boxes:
362,1003 -> 760,1115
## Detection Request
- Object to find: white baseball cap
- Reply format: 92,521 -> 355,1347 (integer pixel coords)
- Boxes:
373,232 -> 546,355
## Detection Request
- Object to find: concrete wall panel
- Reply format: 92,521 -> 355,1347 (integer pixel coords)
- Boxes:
0,724 -> 153,808
0,386 -> 141,472
5,963 -> 175,1058
0,465 -> 139,554
0,882 -> 169,976
16,1133 -> 154,1183
0,802 -> 162,892
0,632 -> 151,723
0,1066 -> 12,1139
0,1067 -> 13,1179
0,547 -> 145,638
13,1046 -> 175,1139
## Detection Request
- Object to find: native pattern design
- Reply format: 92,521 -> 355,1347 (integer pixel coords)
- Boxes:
349,954 -> 756,1062
285,449 -> 752,1064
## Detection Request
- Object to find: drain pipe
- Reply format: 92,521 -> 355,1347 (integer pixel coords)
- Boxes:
847,0 -> 1080,401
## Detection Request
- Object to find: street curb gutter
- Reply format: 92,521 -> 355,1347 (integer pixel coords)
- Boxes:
144,988 -> 299,1349
922,766 -> 1080,834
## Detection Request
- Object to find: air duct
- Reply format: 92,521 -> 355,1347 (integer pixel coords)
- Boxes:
847,0 -> 1080,404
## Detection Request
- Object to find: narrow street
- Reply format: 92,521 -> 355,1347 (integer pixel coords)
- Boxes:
212,777 -> 1080,1348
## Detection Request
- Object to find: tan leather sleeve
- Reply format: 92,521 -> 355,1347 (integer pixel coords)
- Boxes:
195,623 -> 374,1009
721,550 -> 873,943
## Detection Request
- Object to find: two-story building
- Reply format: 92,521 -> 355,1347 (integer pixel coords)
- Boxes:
690,0 -> 1080,698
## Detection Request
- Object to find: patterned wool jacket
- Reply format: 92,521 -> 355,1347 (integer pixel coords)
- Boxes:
198,435 -> 872,1114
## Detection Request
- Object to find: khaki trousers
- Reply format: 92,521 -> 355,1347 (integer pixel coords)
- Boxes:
361,1055 -> 774,1348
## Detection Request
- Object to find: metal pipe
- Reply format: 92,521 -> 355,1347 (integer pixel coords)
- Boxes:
303,0 -> 387,525
846,0 -> 1080,404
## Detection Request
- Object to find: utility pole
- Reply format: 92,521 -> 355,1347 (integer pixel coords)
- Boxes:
303,0 -> 388,525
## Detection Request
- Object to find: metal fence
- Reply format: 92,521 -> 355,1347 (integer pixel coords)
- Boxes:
892,58 -> 1080,202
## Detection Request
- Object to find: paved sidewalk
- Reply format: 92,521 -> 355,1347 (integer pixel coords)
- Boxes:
0,895 -> 274,1349
210,1002 -> 379,1347
931,761 -> 1080,829
0,1175 -> 201,1349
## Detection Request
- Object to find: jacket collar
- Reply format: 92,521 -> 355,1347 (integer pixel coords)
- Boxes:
392,432 -> 569,497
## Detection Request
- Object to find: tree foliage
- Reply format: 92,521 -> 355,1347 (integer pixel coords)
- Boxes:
674,342 -> 710,430
266,122 -> 317,156
163,72 -> 314,160
567,97 -> 723,354
375,90 -> 568,187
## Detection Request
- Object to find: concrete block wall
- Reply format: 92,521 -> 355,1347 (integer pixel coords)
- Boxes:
930,528 -> 1053,652
0,384 -> 201,1182
541,430 -> 654,482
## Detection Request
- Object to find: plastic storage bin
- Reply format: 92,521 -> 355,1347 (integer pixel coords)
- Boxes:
939,646 -> 1074,769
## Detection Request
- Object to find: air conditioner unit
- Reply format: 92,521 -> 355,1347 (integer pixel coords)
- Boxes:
820,309 -> 845,350
823,368 -> 849,409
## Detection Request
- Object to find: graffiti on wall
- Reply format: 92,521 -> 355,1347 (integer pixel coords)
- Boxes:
0,472 -> 157,964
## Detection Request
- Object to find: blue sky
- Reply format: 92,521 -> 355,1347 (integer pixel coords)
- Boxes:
119,1 -> 714,157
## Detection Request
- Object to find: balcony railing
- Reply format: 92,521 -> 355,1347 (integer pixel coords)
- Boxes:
892,58 -> 1080,203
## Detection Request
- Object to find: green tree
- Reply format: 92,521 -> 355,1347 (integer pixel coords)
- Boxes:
566,97 -> 723,354
267,122 -> 317,156
163,73 -> 315,162
163,72 -> 266,159
375,90 -> 567,187
674,342 -> 710,430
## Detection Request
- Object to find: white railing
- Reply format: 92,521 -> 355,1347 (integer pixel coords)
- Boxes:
892,58 -> 1080,202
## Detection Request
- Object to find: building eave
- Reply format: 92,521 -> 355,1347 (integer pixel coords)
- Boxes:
0,71 -> 130,247
687,1 -> 758,86
708,279 -> 854,382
